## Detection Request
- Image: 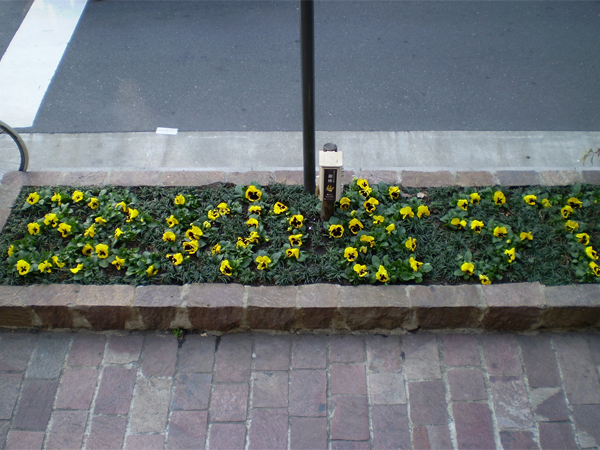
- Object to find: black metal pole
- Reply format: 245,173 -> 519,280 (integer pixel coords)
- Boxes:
300,0 -> 315,195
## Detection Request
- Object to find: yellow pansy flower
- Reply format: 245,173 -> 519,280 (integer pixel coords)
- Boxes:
174,195 -> 185,205
376,265 -> 389,283
494,227 -> 508,238
339,197 -> 351,211
58,223 -> 71,238
520,232 -> 533,241
493,191 -> 506,205
289,214 -> 304,229
256,255 -> 272,270
348,218 -> 364,235
289,234 -> 303,247
95,244 -> 109,259
70,263 -> 84,274
245,185 -> 262,202
112,256 -> 125,270
329,224 -> 344,238
44,213 -> 58,227
353,264 -> 368,277
405,237 -> 417,252
166,215 -> 179,228
400,206 -> 414,219
479,274 -> 491,285
417,205 -> 430,218
38,260 -> 52,273
585,246 -> 598,261
88,197 -> 99,209
72,191 -> 84,202
26,192 -> 40,205
505,248 -> 516,263
461,262 -> 474,276
470,220 -> 484,234
84,225 -> 96,238
167,253 -> 184,266
344,247 -> 358,262
273,202 -> 288,215
360,235 -> 375,248
364,198 -> 379,213
27,223 -> 40,235
186,226 -> 203,240
409,257 -> 423,272
286,248 -> 300,259
183,240 -> 199,255
16,260 -> 30,275
51,256 -> 65,268
220,260 -> 233,276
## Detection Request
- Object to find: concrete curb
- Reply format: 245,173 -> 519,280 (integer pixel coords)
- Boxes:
1,169 -> 600,332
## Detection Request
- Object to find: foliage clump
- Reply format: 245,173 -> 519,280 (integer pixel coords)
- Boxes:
2,180 -> 600,286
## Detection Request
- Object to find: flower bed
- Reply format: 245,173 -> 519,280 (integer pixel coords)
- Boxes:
2,179 -> 600,287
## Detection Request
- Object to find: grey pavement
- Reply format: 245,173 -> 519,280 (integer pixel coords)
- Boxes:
18,130 -> 600,173
1,329 -> 600,450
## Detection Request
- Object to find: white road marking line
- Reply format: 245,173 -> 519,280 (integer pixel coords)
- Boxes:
0,0 -> 88,128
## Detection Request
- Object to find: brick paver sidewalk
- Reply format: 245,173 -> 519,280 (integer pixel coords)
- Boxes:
1,330 -> 600,449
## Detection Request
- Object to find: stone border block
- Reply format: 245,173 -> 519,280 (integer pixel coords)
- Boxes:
27,285 -> 80,328
247,286 -> 297,330
0,185 -> 22,208
74,285 -> 135,330
1,172 -> 28,186
108,171 -> 162,186
338,285 -> 410,330
22,172 -> 65,186
226,172 -> 274,186
273,171 -> 303,185
59,172 -> 109,186
455,171 -> 494,187
401,171 -> 454,187
356,171 -> 400,185
133,285 -> 182,329
160,171 -> 226,186
581,170 -> 600,185
539,170 -> 583,186
185,283 -> 244,331
297,284 -> 339,329
541,285 -> 600,328
495,171 -> 541,186
410,285 -> 482,329
481,283 -> 545,331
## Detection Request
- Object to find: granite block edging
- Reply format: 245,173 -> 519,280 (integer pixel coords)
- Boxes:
1,282 -> 599,332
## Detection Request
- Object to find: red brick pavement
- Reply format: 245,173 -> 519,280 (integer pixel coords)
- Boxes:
0,329 -> 599,449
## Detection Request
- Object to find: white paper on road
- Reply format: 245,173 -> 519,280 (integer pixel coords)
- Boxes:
156,127 -> 178,135
0,0 -> 88,128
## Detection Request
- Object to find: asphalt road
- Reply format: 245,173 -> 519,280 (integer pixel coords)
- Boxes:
3,0 -> 600,133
